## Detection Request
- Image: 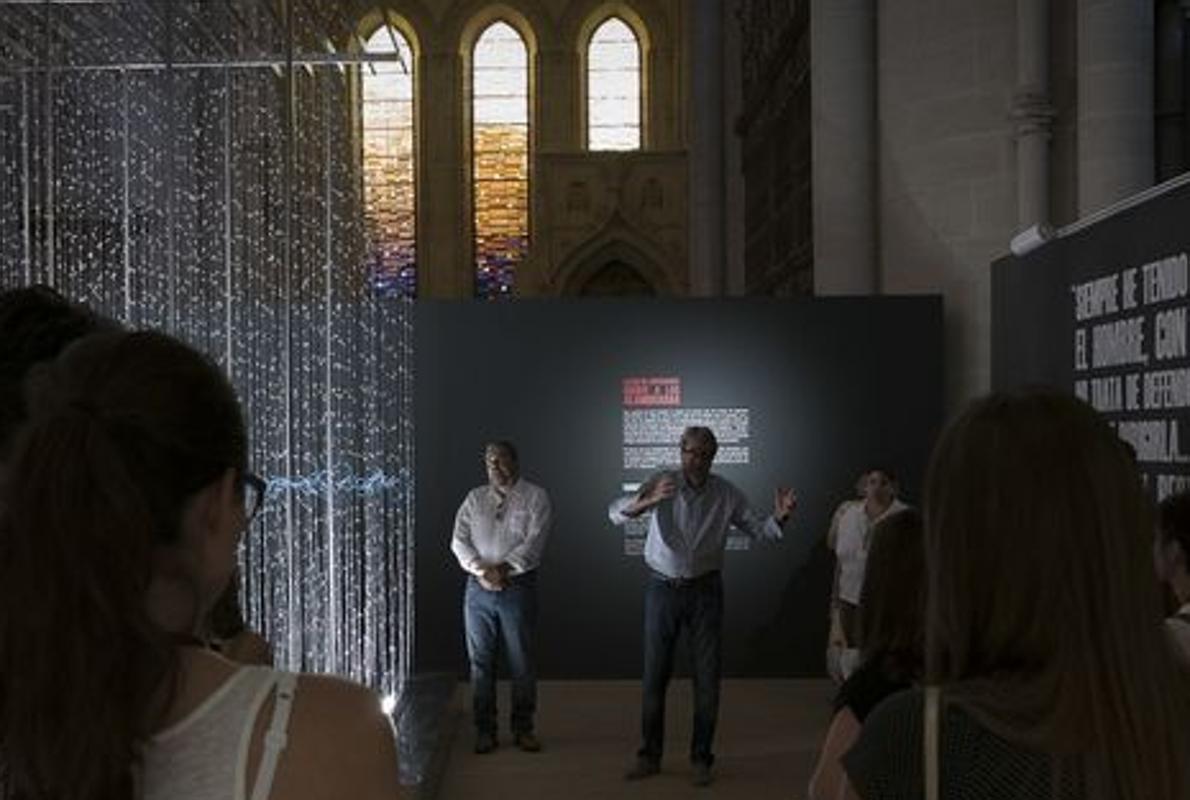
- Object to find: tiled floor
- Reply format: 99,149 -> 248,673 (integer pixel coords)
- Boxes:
435,679 -> 834,799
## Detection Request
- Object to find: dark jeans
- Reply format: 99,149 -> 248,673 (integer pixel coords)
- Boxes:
464,571 -> 538,736
639,570 -> 724,767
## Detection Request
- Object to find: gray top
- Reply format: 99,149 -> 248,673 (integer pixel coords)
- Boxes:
843,688 -> 1087,799
608,471 -> 782,578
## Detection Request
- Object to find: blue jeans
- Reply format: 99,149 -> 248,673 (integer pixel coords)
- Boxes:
464,571 -> 538,736
638,570 -> 723,766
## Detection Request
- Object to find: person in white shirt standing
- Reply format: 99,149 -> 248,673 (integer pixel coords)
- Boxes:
451,440 -> 552,755
608,426 -> 796,787
827,468 -> 908,681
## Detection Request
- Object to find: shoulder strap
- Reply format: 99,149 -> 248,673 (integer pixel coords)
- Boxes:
924,686 -> 941,800
249,672 -> 299,800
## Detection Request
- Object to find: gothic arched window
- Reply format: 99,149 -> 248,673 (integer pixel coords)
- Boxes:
362,23 -> 417,297
586,16 -> 642,151
472,21 -> 529,299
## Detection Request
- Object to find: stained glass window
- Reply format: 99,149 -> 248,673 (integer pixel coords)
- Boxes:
472,21 -> 529,299
587,17 -> 641,151
362,25 -> 416,297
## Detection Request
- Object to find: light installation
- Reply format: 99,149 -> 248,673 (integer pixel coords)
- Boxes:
0,2 -> 415,709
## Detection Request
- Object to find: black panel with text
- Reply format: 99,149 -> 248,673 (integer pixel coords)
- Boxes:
994,180 -> 1190,500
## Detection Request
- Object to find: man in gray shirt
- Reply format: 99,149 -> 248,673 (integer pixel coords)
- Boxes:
452,441 -> 552,755
608,426 -> 796,786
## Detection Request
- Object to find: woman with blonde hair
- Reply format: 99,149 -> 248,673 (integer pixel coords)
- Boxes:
842,390 -> 1189,799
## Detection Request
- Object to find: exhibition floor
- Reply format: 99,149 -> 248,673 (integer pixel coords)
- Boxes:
434,679 -> 833,799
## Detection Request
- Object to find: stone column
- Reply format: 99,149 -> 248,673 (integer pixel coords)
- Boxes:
420,49 -> 469,298
536,46 -> 576,152
688,0 -> 725,296
1184,1 -> 1190,170
811,0 -> 876,295
1013,0 -> 1056,228
1156,0 -> 1188,179
650,38 -> 679,150
724,1 -> 746,296
519,45 -> 577,295
1077,0 -> 1155,214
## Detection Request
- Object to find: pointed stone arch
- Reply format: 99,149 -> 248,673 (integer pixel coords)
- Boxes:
556,223 -> 675,296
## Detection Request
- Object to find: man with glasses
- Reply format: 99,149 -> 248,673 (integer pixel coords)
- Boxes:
451,441 -> 552,755
609,426 -> 796,787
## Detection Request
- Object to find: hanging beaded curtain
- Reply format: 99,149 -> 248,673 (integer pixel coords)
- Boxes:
0,1 -> 415,703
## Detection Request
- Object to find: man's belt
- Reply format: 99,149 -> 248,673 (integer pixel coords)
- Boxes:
650,569 -> 719,588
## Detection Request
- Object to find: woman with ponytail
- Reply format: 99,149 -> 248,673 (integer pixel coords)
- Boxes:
0,330 -> 401,800
0,285 -> 114,452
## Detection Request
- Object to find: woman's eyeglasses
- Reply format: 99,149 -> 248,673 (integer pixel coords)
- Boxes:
241,472 -> 267,523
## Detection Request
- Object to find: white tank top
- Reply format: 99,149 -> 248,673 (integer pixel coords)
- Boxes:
139,666 -> 298,800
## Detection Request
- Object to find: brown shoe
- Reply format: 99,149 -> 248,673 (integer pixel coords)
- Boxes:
514,732 -> 542,752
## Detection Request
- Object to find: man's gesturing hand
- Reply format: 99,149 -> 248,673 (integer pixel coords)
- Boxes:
626,475 -> 677,517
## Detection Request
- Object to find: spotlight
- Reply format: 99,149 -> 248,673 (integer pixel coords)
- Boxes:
1009,223 -> 1054,257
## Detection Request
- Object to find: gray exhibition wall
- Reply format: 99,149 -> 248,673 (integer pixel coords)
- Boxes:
415,298 -> 943,679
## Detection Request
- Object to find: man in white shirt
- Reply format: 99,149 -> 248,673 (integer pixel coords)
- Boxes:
451,441 -> 552,755
608,426 -> 796,787
827,467 -> 908,678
